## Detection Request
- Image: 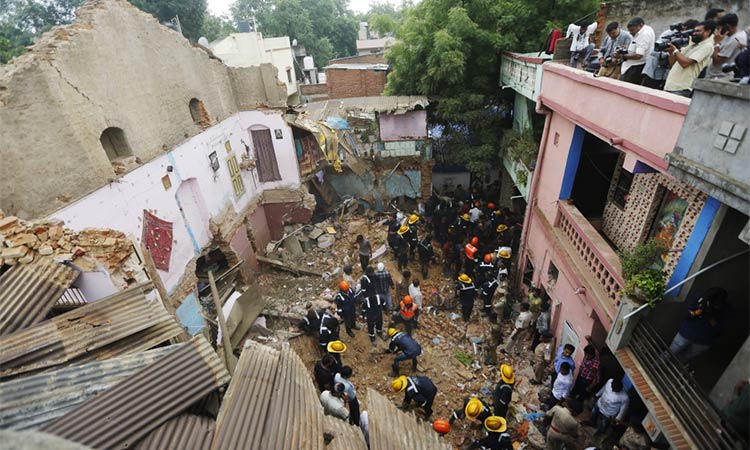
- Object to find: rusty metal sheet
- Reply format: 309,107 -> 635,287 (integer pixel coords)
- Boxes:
0,282 -> 183,379
41,335 -> 230,450
260,344 -> 325,450
134,414 -> 215,450
367,388 -> 452,450
211,340 -> 280,450
0,258 -> 79,336
322,415 -> 368,450
0,346 -> 178,430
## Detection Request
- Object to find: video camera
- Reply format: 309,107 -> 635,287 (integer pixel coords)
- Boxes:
603,47 -> 629,67
654,29 -> 695,51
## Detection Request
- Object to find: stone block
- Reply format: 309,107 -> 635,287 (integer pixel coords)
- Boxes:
0,216 -> 18,231
7,233 -> 37,248
19,253 -> 34,264
38,244 -> 54,256
48,226 -> 64,240
2,245 -> 29,260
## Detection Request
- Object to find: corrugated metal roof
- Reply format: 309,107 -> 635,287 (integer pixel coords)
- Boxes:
0,346 -> 178,430
40,335 -> 230,450
0,258 -> 79,336
134,414 -> 215,450
322,414 -> 368,450
211,340 -> 279,450
300,96 -> 429,122
260,344 -> 325,450
0,282 -> 183,379
366,388 -> 452,450
55,287 -> 87,310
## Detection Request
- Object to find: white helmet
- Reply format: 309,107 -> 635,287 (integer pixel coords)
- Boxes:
377,262 -> 385,271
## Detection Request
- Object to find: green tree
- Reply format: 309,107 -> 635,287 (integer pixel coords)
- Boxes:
231,0 -> 357,67
361,1 -> 405,37
200,13 -> 234,42
128,0 -> 208,41
385,0 -> 598,174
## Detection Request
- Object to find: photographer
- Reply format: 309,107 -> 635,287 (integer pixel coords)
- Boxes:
668,287 -> 728,363
596,22 -> 632,79
706,14 -> 748,79
664,20 -> 716,96
566,20 -> 598,69
618,17 -> 656,84
642,20 -> 699,89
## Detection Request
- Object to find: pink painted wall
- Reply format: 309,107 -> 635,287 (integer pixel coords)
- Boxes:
539,64 -> 687,170
248,206 -> 272,252
230,224 -> 259,277
379,110 -> 428,142
534,113 -> 577,223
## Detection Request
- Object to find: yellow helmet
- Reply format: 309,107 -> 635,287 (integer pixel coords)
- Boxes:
387,328 -> 398,337
458,274 -> 472,284
465,398 -> 484,419
391,375 -> 408,392
484,416 -> 507,433
408,214 -> 419,225
496,224 -> 508,233
398,225 -> 410,235
461,213 -> 470,221
494,209 -> 502,216
498,247 -> 511,259
499,364 -> 515,384
327,340 -> 347,354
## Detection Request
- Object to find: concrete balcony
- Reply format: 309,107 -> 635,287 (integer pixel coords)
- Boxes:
554,200 -> 624,320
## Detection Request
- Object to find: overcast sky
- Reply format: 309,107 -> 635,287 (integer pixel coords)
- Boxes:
207,0 -> 403,17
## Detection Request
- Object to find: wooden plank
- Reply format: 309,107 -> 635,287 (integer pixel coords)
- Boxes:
209,271 -> 237,375
141,246 -> 188,343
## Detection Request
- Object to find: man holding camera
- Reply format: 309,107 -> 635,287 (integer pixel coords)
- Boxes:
706,14 -> 748,79
663,20 -> 716,96
642,20 -> 699,89
618,17 -> 656,84
597,22 -> 632,79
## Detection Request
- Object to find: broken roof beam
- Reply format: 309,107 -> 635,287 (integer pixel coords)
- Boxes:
41,336 -> 230,450
256,256 -> 323,277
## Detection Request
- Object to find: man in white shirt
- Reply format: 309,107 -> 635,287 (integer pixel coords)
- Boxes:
504,302 -> 533,354
320,383 -> 349,421
334,366 -> 360,425
545,362 -> 574,408
566,20 -> 598,68
408,278 -> 423,308
706,14 -> 748,79
586,378 -> 630,436
618,17 -> 656,84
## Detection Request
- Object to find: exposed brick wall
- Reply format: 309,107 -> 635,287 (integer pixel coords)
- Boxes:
300,84 -> 328,95
326,68 -> 387,99
328,54 -> 387,65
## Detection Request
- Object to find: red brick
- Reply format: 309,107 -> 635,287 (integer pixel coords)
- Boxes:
326,67 -> 387,99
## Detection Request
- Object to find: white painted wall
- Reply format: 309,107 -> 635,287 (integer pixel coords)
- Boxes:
210,33 -> 298,98
51,111 -> 301,292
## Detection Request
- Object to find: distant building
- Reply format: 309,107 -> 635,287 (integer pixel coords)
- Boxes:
210,32 -> 299,102
356,37 -> 396,56
323,63 -> 388,99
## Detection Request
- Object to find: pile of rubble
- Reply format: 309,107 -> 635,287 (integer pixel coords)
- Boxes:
0,213 -> 133,278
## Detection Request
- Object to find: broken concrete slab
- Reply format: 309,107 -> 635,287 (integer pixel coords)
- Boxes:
283,235 -> 304,257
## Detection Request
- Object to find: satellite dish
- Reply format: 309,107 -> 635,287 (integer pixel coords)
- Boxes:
198,37 -> 209,47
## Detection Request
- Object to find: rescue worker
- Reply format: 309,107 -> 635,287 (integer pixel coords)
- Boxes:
493,364 -> 515,418
464,237 -> 480,278
386,328 -> 422,375
406,214 -> 420,260
357,266 -> 375,306
394,295 -> 420,335
450,396 -> 492,426
469,416 -> 513,450
300,303 -> 324,336
326,340 -> 347,368
314,354 -> 337,392
456,213 -> 472,240
417,234 -> 435,279
495,224 -> 510,248
456,274 -> 478,322
386,214 -> 401,258
391,375 -> 437,419
396,225 -> 410,271
480,276 -> 499,319
476,254 -> 496,284
318,310 -> 340,350
484,314 -> 503,366
334,281 -> 357,337
490,208 -> 505,230
362,293 -> 385,344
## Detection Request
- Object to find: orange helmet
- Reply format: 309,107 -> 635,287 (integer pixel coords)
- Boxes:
484,254 -> 492,263
487,202 -> 496,209
339,281 -> 350,291
471,237 -> 479,246
403,295 -> 412,305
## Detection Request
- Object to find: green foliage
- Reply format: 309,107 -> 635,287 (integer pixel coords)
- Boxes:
515,169 -> 528,186
386,0 -> 598,172
200,13 -> 234,42
502,129 -> 538,168
369,13 -> 399,36
128,0 -> 208,41
455,350 -> 473,366
231,0 -> 357,67
624,269 -> 666,306
618,238 -> 669,280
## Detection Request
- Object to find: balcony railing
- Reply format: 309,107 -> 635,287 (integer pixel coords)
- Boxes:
630,322 -> 745,450
555,201 -> 624,303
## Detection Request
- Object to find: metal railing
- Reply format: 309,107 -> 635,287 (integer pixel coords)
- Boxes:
630,322 -> 746,450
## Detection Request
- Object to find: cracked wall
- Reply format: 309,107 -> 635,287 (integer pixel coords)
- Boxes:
0,0 -> 286,219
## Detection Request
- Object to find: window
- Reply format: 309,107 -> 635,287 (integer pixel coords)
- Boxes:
251,128 -> 282,182
100,127 -> 132,161
611,169 -> 633,209
226,154 -> 246,198
522,258 -> 535,287
189,98 -> 210,128
286,68 -> 292,83
547,260 -> 559,284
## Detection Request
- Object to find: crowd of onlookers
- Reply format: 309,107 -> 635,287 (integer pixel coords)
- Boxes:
566,8 -> 749,97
